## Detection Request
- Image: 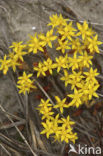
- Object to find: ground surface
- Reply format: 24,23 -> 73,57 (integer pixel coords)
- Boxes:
0,0 -> 103,156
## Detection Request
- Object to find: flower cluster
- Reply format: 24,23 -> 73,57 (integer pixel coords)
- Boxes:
0,13 -> 102,144
33,58 -> 56,77
17,72 -> 36,94
0,42 -> 27,74
38,98 -> 78,143
33,14 -> 101,107
0,42 -> 37,94
35,14 -> 101,143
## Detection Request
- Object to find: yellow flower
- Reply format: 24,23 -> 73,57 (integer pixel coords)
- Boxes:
38,99 -> 54,120
84,67 -> 99,82
40,107 -> 54,120
88,83 -> 99,100
41,115 -> 61,141
39,29 -> 57,48
0,55 -> 11,75
48,14 -> 68,28
51,114 -> 61,134
17,72 -> 36,94
68,71 -> 84,90
17,54 -> 26,63
55,55 -> 68,72
28,34 -> 44,53
51,114 -> 61,124
58,22 -> 76,41
54,96 -> 68,113
48,14 -> 59,28
18,71 -> 33,82
43,58 -> 56,74
9,59 -> 21,72
68,54 -> 80,70
77,21 -> 91,40
33,62 -> 47,77
80,81 -> 99,101
56,39 -> 71,53
8,51 -> 22,71
60,127 -> 72,143
87,35 -> 102,53
68,89 -> 83,108
70,38 -> 85,54
14,50 -> 27,62
9,41 -> 26,52
79,81 -> 89,97
39,99 -> 52,107
61,115 -> 75,129
59,126 -> 78,143
9,42 -> 27,61
78,51 -> 93,68
41,120 -> 54,138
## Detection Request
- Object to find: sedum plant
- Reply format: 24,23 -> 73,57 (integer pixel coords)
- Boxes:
0,14 -> 102,144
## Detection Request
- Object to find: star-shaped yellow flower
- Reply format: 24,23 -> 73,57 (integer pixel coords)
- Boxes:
55,55 -> 69,72
9,59 -> 21,72
58,22 -> 76,41
33,62 -> 47,77
61,115 -> 75,129
87,35 -> 102,53
48,14 -> 68,28
9,41 -> 26,52
54,96 -> 68,113
17,72 -> 36,94
78,51 -> 93,68
41,120 -> 54,138
68,89 -> 83,108
0,55 -> 11,75
70,38 -> 85,54
68,54 -> 80,70
68,71 -> 84,90
56,39 -> 71,53
77,21 -> 91,40
28,34 -> 44,53
84,67 -> 99,82
39,29 -> 57,48
59,126 -> 78,143
43,58 -> 56,74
